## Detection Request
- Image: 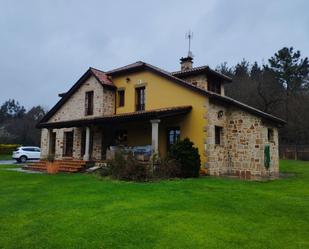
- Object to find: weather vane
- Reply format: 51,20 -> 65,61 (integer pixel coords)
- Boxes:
185,30 -> 194,58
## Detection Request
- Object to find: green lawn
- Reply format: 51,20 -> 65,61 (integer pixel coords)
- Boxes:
0,154 -> 11,160
0,160 -> 308,249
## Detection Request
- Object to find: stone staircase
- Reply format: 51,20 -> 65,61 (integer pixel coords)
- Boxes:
23,160 -> 86,173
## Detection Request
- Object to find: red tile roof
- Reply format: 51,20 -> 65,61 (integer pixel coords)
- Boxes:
90,67 -> 115,88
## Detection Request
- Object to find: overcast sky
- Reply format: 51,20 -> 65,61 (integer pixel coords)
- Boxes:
1,0 -> 308,110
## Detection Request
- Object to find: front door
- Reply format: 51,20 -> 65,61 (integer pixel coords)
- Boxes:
64,131 -> 74,157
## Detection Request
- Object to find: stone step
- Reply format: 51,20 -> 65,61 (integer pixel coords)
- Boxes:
23,160 -> 86,173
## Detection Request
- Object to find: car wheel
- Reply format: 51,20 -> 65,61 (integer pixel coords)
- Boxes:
19,156 -> 27,163
16,159 -> 21,163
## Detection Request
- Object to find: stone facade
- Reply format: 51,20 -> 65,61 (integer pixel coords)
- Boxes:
40,75 -> 115,160
50,75 -> 115,123
179,74 -> 225,95
183,74 -> 208,90
205,100 -> 279,179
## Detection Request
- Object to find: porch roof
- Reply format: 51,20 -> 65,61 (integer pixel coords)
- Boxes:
36,106 -> 192,129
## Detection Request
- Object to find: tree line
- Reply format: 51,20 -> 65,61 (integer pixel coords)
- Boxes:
218,47 -> 309,145
0,99 -> 46,145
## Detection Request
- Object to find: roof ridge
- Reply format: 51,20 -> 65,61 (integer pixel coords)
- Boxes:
106,61 -> 145,74
171,65 -> 209,74
89,67 -> 106,73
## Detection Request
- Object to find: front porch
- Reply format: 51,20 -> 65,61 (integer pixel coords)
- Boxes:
38,106 -> 192,169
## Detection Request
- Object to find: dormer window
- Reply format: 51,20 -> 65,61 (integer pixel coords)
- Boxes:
208,80 -> 221,94
85,91 -> 94,116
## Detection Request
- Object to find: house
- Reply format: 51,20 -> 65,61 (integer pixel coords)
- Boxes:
36,55 -> 285,178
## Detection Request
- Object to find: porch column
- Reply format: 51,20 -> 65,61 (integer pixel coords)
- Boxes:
83,127 -> 90,161
150,119 -> 160,154
47,128 -> 53,156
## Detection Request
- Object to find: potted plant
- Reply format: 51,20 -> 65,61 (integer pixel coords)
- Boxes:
46,154 -> 59,174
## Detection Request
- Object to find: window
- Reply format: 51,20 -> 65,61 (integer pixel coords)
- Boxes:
208,79 -> 221,94
215,126 -> 223,145
63,131 -> 74,157
50,132 -> 56,155
22,148 -> 35,152
85,91 -> 94,115
167,127 -> 180,149
136,87 -> 145,111
118,90 -> 125,107
268,128 -> 274,142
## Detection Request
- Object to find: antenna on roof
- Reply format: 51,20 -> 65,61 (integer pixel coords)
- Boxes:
185,30 -> 194,58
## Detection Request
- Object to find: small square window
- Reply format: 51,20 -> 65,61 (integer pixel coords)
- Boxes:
215,126 -> 223,145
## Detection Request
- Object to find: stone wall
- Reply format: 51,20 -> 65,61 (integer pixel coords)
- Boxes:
73,128 -> 83,159
40,75 -> 116,160
181,74 -> 208,90
49,75 -> 115,123
205,100 -> 279,179
40,127 -> 73,160
40,126 -> 104,160
204,100 -> 229,174
40,128 -> 49,158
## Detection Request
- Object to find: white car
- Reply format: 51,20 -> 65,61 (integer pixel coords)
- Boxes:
12,146 -> 41,163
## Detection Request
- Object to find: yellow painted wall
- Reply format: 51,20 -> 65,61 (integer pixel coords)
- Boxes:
111,70 -> 207,164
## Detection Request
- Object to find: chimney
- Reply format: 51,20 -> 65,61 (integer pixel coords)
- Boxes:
180,56 -> 193,71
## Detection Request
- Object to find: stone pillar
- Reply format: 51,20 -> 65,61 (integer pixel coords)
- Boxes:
83,127 -> 90,161
47,128 -> 53,156
150,119 -> 160,154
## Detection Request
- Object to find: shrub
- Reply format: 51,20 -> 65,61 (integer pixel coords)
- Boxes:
98,164 -> 111,177
108,150 -> 127,179
0,144 -> 20,155
108,151 -> 151,182
168,138 -> 201,178
154,158 -> 181,179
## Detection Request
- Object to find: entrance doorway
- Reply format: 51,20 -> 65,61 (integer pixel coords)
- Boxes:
63,131 -> 74,157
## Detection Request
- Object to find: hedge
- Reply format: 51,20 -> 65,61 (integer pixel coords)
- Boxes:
0,144 -> 20,155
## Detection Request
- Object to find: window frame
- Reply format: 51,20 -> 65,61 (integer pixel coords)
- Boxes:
63,131 -> 74,157
85,91 -> 94,116
167,127 -> 181,149
268,128 -> 274,143
207,79 -> 222,94
117,89 -> 125,107
135,86 -> 145,111
215,126 -> 223,145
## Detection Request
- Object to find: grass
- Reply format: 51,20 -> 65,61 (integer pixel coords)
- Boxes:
0,160 -> 308,249
0,154 -> 12,160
